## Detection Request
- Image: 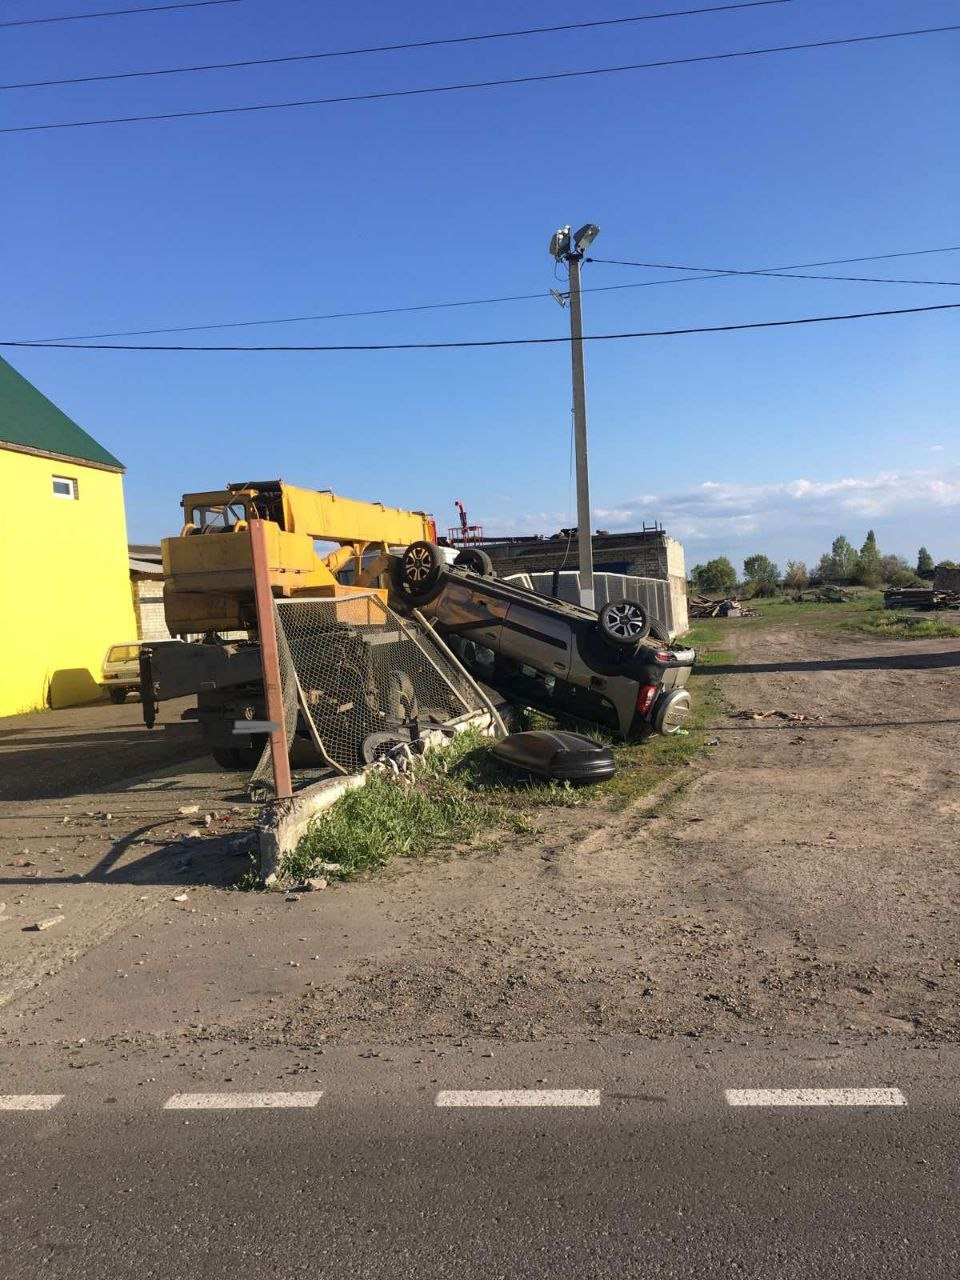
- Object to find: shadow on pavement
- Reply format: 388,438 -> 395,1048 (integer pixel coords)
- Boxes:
707,649 -> 960,676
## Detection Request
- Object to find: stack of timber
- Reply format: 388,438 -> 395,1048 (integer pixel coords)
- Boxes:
883,586 -> 960,611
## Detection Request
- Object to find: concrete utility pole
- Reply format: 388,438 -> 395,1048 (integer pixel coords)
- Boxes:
550,223 -> 600,612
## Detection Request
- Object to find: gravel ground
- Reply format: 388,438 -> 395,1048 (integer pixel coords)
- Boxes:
230,621 -> 960,1046
1,621 -> 958,1057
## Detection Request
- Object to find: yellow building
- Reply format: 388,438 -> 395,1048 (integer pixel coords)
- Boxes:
0,356 -> 136,715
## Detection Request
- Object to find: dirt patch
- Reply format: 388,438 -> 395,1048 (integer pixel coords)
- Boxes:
226,624 -> 960,1047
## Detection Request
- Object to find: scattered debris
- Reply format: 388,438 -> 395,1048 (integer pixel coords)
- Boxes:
304,877 -> 328,892
285,893 -> 302,903
178,804 -> 200,816
736,709 -> 821,723
792,585 -> 851,604
30,915 -> 65,931
689,596 -> 758,619
171,893 -> 189,903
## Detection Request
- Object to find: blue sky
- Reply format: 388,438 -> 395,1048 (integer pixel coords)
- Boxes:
2,0 -> 958,573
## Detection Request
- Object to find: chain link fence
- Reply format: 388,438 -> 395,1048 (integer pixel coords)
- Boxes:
272,592 -> 485,775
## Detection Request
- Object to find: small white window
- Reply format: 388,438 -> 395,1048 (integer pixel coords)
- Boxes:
52,476 -> 78,500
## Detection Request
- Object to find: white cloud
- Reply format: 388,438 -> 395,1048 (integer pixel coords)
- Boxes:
474,467 -> 960,563
596,467 -> 960,545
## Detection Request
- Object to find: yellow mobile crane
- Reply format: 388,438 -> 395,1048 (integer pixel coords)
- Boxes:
141,480 -> 437,767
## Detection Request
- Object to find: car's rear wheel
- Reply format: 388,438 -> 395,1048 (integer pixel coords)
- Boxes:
454,547 -> 494,577
107,686 -> 128,704
399,540 -> 445,600
597,600 -> 650,648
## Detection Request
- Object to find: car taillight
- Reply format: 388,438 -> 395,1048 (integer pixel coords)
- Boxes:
635,683 -> 658,715
654,651 -> 672,663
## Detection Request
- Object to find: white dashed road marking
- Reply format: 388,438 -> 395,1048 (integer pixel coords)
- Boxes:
725,1088 -> 907,1107
0,1095 -> 64,1111
163,1092 -> 324,1110
436,1089 -> 601,1108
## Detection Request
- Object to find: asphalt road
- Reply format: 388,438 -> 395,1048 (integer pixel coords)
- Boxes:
2,1039 -> 958,1279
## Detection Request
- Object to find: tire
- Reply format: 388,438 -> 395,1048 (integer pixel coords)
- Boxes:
454,547 -> 494,577
597,599 -> 650,648
361,731 -> 410,765
108,686 -> 128,704
649,619 -> 670,643
400,540 -> 444,599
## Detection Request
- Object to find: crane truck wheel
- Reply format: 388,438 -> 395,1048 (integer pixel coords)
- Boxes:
454,547 -> 495,577
399,540 -> 445,601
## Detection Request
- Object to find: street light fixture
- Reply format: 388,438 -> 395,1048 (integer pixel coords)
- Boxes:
549,221 -> 600,611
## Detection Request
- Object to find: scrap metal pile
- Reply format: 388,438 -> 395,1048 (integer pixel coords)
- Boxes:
688,596 -> 758,619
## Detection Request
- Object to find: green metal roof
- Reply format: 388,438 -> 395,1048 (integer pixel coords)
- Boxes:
0,355 -> 123,470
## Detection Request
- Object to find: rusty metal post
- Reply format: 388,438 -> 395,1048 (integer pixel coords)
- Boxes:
248,518 -> 293,800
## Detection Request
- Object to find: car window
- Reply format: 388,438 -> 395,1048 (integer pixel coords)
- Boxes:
107,645 -> 140,662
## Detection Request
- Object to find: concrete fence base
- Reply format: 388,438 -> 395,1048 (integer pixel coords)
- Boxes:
257,711 -> 497,883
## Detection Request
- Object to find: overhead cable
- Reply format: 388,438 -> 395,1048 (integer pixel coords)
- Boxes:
5,302 -> 958,352
1,2 -> 790,90
3,22 -> 957,134
24,244 -> 960,343
0,0 -> 240,28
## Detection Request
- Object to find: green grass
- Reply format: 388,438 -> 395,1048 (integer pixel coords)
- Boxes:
845,611 -> 960,640
690,592 -> 960,641
283,727 -> 584,883
279,624 -> 737,883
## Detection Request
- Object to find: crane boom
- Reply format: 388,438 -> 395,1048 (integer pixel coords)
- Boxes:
162,479 -> 436,635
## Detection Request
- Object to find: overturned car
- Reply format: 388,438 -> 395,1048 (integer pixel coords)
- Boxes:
390,541 -> 696,740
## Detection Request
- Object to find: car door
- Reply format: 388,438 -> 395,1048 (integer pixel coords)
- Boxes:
433,579 -> 508,650
502,600 -> 573,681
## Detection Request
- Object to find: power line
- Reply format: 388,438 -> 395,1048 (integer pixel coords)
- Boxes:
0,0 -> 240,28
591,245 -> 960,274
1,1 -> 790,90
24,244 -> 960,343
3,21 -> 957,134
587,259 -> 960,287
5,302 -> 958,351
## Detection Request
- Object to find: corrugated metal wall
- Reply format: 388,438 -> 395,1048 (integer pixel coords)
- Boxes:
505,570 -> 688,638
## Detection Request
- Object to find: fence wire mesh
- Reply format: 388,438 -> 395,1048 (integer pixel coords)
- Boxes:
274,592 -> 484,774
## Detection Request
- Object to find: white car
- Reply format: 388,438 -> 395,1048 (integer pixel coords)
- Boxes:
101,640 -> 180,704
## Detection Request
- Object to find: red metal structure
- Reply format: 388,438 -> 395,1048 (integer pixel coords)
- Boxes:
448,499 -> 484,546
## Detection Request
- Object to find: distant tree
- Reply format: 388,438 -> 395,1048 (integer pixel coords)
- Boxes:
812,553 -> 832,584
784,560 -> 809,590
823,536 -> 857,581
743,553 -> 780,596
880,554 -> 910,583
856,530 -> 883,587
694,557 -> 738,593
889,570 -> 924,588
917,546 -> 935,579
